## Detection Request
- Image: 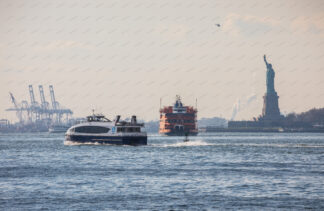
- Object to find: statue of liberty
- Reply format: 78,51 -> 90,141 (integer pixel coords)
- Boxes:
264,55 -> 275,94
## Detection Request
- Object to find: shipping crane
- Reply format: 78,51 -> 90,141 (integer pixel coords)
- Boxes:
8,92 -> 23,123
49,85 -> 72,123
39,85 -> 49,110
6,85 -> 73,127
29,85 -> 37,106
49,85 -> 59,110
28,85 -> 40,120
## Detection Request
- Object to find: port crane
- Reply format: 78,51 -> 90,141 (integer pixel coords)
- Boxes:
39,85 -> 49,110
8,93 -> 23,123
6,85 -> 73,125
49,85 -> 59,110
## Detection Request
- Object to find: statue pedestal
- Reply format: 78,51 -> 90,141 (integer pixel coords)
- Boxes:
262,92 -> 282,121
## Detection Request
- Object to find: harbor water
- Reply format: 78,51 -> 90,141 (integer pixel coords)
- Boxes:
1,132 -> 324,210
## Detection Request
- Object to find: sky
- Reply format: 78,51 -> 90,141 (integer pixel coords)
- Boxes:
1,0 -> 324,122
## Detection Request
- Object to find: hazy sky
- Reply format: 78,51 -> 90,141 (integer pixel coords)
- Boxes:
1,0 -> 324,122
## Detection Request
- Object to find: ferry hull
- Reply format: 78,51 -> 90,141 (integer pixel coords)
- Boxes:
65,135 -> 147,145
162,131 -> 198,136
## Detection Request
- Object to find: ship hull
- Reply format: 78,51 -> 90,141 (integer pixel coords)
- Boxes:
161,131 -> 198,136
65,134 -> 147,145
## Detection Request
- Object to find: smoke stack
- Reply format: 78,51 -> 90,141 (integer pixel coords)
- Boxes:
131,115 -> 137,124
116,115 -> 120,123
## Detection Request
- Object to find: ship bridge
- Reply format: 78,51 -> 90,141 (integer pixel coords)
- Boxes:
173,95 -> 186,113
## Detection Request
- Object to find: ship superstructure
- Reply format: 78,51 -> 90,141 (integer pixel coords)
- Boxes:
159,96 -> 198,136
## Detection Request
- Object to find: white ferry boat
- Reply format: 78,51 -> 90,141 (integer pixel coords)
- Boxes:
65,114 -> 147,145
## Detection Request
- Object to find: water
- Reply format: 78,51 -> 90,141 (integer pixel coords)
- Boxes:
1,132 -> 324,210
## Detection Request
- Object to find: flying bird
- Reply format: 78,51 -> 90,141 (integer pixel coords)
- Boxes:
215,24 -> 221,27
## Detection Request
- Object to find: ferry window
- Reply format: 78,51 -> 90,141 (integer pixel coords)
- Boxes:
117,127 -> 141,133
117,127 -> 125,132
74,126 -> 109,133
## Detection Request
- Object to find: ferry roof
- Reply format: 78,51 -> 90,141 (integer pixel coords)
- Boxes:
86,114 -> 111,122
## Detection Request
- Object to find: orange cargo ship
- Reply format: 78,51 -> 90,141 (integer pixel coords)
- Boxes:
159,96 -> 198,136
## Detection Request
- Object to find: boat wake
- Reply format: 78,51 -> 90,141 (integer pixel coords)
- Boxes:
156,140 -> 213,147
151,141 -> 324,148
64,140 -> 324,148
64,141 -> 115,146
229,143 -> 324,148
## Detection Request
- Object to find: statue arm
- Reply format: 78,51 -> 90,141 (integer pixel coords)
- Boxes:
263,55 -> 267,63
264,55 -> 268,66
